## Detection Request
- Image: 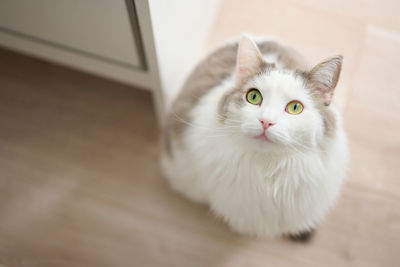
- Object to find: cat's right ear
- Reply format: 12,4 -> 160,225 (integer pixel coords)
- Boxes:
308,56 -> 343,106
235,36 -> 264,85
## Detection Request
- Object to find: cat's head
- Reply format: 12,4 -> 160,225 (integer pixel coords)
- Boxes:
219,36 -> 342,152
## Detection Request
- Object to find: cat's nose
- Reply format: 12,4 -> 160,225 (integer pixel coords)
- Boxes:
259,119 -> 275,130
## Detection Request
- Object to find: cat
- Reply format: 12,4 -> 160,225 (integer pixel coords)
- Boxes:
161,35 -> 349,239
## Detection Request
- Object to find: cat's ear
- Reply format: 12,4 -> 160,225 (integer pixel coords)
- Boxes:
308,56 -> 343,105
235,36 -> 265,85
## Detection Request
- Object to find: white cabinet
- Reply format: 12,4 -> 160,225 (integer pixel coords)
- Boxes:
0,0 -> 144,69
0,0 -> 221,124
0,0 -> 164,121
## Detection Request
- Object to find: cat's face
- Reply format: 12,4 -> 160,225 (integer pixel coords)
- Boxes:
222,71 -> 323,151
218,36 -> 342,152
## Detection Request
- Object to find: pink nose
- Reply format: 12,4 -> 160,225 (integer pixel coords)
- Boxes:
259,119 -> 275,130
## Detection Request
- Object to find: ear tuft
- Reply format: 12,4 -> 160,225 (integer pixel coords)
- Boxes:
308,55 -> 343,105
235,36 -> 264,85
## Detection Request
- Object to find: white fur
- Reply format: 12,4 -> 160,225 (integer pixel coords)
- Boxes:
161,45 -> 349,238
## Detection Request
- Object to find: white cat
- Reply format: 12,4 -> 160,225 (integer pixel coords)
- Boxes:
161,35 -> 349,239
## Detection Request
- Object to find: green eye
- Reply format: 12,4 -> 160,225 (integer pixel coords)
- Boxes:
246,89 -> 262,105
286,101 -> 304,115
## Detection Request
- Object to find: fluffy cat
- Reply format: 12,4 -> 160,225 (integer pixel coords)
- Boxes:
161,35 -> 349,238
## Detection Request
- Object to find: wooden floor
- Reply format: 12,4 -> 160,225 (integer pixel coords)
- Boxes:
1,0 -> 400,266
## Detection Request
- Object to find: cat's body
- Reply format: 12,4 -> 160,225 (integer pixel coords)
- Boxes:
161,36 -> 349,237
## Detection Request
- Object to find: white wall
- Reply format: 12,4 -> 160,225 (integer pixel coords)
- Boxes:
148,0 -> 222,110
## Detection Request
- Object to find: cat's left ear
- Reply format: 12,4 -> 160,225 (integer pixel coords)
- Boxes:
308,56 -> 343,106
235,36 -> 265,85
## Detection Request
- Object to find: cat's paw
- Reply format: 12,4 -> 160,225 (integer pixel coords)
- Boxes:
288,229 -> 315,242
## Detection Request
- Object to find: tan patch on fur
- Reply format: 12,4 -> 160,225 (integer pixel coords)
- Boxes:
165,43 -> 238,150
257,41 -> 310,70
218,86 -> 246,121
306,78 -> 338,138
314,99 -> 337,138
165,39 -> 311,150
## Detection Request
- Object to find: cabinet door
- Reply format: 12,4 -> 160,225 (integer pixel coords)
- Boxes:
0,0 -> 144,69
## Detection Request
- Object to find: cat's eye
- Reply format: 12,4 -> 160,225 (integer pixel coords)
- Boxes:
286,101 -> 304,115
246,89 -> 262,105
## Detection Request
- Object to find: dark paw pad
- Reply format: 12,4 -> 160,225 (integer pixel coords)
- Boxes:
288,229 -> 314,242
